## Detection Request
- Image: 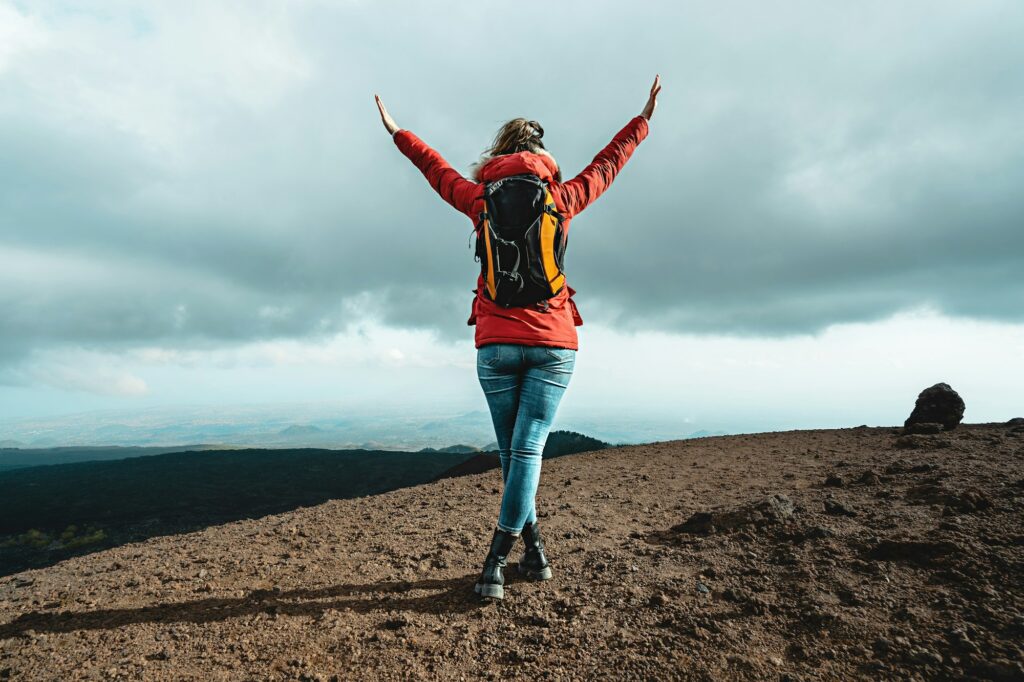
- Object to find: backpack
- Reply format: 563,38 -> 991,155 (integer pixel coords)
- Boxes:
472,174 -> 567,308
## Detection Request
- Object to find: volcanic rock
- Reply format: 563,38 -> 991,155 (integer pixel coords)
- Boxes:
857,470 -> 882,485
824,473 -> 845,487
904,383 -> 965,432
823,496 -> 857,517
894,434 -> 950,450
671,494 -> 795,534
906,484 -> 992,513
904,422 -> 943,435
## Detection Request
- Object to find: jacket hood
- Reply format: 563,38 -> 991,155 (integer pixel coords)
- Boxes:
470,148 -> 560,183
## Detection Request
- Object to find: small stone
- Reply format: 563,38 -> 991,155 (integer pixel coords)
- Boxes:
824,474 -> 845,487
858,470 -> 882,485
823,497 -> 857,517
912,649 -> 943,666
722,587 -> 751,603
726,654 -> 753,667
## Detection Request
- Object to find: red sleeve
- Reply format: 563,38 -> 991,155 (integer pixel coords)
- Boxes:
393,129 -> 480,216
558,115 -> 650,217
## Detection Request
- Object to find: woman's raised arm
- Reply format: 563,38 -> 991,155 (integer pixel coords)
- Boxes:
376,94 -> 479,215
558,75 -> 660,217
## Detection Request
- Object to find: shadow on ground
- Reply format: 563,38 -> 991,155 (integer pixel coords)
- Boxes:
0,573 -> 510,638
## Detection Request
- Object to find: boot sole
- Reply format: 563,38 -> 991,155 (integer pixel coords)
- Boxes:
473,582 -> 504,599
518,564 -> 553,581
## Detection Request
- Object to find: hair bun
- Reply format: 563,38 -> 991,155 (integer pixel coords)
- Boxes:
528,120 -> 544,139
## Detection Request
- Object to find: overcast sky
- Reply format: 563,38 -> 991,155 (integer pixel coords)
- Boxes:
1,1 -> 1022,436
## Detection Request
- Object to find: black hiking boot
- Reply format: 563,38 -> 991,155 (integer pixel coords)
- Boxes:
517,521 -> 553,580
473,527 -> 518,600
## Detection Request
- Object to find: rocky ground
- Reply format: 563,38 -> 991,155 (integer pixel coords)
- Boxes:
1,422 -> 1022,681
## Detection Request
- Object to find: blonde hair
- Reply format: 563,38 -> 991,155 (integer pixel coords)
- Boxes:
471,118 -> 562,182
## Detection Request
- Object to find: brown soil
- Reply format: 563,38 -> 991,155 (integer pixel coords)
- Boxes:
1,423 -> 1023,681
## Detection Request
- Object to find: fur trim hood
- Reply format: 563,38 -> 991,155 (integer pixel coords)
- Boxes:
469,147 -> 560,183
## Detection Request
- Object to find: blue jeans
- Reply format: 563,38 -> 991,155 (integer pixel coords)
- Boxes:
476,343 -> 576,534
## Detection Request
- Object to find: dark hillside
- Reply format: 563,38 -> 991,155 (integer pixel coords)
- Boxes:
0,448 -> 473,576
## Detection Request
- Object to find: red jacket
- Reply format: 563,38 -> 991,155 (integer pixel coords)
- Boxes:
393,115 -> 650,349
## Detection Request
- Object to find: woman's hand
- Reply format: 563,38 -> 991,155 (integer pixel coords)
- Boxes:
640,74 -> 662,121
374,94 -> 400,135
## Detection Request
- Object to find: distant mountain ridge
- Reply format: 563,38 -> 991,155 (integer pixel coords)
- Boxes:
432,430 -> 611,481
0,431 -> 612,474
277,425 -> 324,436
1,441 -> 483,473
0,404 -> 731,449
418,445 -> 482,454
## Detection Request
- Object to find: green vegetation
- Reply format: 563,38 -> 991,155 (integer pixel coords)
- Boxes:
62,525 -> 108,548
0,524 -> 107,551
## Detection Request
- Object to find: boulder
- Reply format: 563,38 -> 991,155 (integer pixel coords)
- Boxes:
904,383 -> 965,432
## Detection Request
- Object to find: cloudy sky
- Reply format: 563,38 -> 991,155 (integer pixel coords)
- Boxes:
1,1 -> 1022,439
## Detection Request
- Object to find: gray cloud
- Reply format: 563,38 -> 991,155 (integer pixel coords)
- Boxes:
1,1 -> 1022,376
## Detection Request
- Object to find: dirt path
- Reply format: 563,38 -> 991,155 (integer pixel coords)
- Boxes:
1,423 -> 1022,680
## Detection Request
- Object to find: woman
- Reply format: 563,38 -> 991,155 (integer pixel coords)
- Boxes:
375,75 -> 660,600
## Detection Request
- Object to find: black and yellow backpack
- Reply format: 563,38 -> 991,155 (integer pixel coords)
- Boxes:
472,174 -> 567,308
